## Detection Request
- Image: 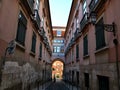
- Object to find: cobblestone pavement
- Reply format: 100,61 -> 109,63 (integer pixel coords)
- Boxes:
45,81 -> 69,90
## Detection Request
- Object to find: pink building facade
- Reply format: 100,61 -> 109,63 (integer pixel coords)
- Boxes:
0,0 -> 53,89
64,0 -> 120,90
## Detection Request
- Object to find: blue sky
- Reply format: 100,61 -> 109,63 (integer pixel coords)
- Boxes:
49,0 -> 72,27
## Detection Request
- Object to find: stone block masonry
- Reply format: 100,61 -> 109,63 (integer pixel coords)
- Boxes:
0,57 -> 42,90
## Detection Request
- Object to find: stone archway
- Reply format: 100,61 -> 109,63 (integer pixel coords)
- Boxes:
52,58 -> 64,80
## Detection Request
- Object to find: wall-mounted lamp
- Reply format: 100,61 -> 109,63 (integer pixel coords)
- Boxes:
90,12 -> 116,36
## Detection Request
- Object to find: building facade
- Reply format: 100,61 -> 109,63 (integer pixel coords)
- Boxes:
0,0 -> 53,90
64,0 -> 120,90
51,26 -> 65,81
51,26 -> 65,62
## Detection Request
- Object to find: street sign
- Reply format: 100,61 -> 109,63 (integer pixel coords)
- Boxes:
7,40 -> 16,54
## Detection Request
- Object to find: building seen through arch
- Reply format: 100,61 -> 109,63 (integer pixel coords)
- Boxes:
52,60 -> 64,80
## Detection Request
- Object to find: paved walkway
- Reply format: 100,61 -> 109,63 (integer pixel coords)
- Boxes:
63,82 -> 80,90
45,80 -> 69,90
32,80 -> 80,90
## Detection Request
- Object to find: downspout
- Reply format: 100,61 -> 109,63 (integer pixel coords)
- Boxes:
113,38 -> 120,90
113,23 -> 120,89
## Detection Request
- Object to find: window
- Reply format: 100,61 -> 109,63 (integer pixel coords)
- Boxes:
98,76 -> 109,90
34,0 -> 40,10
72,48 -> 74,61
53,39 -> 64,43
95,18 -> 106,50
16,11 -> 27,46
61,40 -> 64,43
57,40 -> 61,43
61,46 -> 64,53
31,32 -> 36,53
82,0 -> 87,14
76,18 -> 79,28
83,35 -> 88,56
53,46 -> 57,52
56,47 -> 60,52
76,72 -> 79,84
95,0 -> 98,4
41,16 -> 44,27
57,30 -> 61,36
39,43 -> 42,58
53,46 -> 61,53
76,44 -> 79,60
72,71 -> 74,82
53,40 -> 57,43
84,73 -> 89,88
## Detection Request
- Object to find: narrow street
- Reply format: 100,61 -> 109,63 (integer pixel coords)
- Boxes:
32,80 -> 79,90
0,0 -> 120,90
45,80 -> 69,90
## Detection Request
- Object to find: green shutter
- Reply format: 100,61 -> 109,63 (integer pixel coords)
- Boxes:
31,32 -> 36,53
84,35 -> 88,56
16,11 -> 27,46
39,43 -> 42,57
95,18 -> 106,50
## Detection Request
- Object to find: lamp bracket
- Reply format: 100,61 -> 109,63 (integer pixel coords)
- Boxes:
104,23 -> 114,32
104,22 -> 115,36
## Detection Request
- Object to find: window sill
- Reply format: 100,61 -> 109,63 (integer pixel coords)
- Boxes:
95,46 -> 108,54
76,58 -> 79,62
38,57 -> 42,61
83,54 -> 89,59
72,61 -> 74,64
30,51 -> 35,57
43,60 -> 46,63
16,42 -> 25,51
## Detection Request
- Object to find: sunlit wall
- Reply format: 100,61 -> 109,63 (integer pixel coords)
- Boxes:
52,61 -> 64,79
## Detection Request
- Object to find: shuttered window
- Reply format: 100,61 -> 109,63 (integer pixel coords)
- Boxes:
98,76 -> 109,90
76,71 -> 79,84
76,44 -> 79,60
39,43 -> 42,58
16,11 -> 27,46
83,35 -> 88,56
82,0 -> 87,14
84,73 -> 89,88
31,32 -> 36,53
95,18 -> 106,50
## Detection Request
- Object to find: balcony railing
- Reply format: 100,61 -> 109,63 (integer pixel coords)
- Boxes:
70,37 -> 75,47
33,10 -> 41,29
43,36 -> 48,43
20,0 -> 34,14
80,13 -> 89,30
52,53 -> 65,57
74,28 -> 82,40
65,38 -> 74,55
89,0 -> 107,12
40,28 -> 45,36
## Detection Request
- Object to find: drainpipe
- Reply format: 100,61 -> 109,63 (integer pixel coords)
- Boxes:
113,38 -> 120,90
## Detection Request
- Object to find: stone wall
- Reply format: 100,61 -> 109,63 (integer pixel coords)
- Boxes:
79,63 -> 119,90
0,57 -> 48,90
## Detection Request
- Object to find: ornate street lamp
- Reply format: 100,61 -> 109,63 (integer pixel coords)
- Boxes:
90,12 -> 97,25
90,12 -> 116,36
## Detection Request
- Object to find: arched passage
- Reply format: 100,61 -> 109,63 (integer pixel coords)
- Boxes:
52,59 -> 64,80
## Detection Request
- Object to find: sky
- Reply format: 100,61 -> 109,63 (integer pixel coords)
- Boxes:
49,0 -> 72,27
